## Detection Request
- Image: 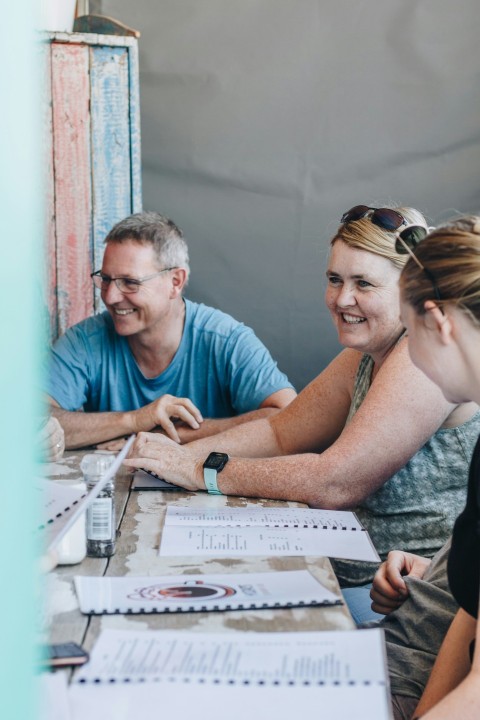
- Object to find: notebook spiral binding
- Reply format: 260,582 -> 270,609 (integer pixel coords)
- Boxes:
37,494 -> 87,531
87,598 -> 343,615
78,676 -> 386,687
236,523 -> 362,530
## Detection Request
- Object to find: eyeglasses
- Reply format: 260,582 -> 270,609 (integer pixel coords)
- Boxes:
341,205 -> 407,232
91,268 -> 178,294
395,225 -> 442,301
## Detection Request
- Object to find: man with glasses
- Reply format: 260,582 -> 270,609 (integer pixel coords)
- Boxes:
46,212 -> 295,449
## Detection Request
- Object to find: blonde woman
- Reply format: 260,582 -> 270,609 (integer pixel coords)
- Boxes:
126,206 -> 480,622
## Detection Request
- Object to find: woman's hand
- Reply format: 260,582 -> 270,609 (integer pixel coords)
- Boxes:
124,431 -> 205,491
370,550 -> 431,614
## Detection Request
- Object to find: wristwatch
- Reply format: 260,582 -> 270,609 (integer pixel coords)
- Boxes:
203,452 -> 229,495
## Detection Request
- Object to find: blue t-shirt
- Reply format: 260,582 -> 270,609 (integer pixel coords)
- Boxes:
46,299 -> 293,418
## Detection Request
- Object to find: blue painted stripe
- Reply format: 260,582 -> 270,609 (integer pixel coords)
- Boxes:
90,45 -> 132,311
128,41 -> 143,212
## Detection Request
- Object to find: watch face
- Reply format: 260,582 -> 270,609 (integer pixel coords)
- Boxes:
204,452 -> 229,471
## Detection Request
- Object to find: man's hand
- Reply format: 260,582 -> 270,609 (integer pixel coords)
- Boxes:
38,416 -> 65,461
130,395 -> 204,443
124,431 -> 204,491
370,550 -> 432,615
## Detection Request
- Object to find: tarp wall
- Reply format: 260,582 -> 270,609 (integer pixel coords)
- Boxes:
104,0 -> 480,390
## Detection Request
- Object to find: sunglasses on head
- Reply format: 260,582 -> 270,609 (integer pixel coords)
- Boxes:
341,205 -> 408,232
395,225 -> 442,302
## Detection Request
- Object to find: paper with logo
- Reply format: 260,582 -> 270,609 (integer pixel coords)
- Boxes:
74,569 -> 341,615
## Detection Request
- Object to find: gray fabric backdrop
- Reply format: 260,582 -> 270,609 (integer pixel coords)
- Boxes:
104,0 -> 480,390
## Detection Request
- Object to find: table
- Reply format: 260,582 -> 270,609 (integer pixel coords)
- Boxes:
43,450 -> 354,661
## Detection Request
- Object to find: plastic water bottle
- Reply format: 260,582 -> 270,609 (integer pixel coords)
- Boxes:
80,453 -> 116,558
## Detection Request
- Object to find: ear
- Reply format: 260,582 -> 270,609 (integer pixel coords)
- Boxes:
169,267 -> 188,298
424,300 -> 453,345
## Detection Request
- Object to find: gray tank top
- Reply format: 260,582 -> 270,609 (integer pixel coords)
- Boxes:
333,352 -> 480,587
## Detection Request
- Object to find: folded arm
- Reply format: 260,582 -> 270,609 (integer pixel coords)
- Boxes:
48,394 -> 204,449
169,387 -> 297,443
49,387 -> 296,450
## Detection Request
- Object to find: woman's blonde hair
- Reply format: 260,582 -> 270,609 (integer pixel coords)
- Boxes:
400,215 -> 480,326
331,206 -> 428,269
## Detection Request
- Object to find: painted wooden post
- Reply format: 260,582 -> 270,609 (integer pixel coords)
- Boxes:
43,32 -> 142,338
40,41 -> 58,340
128,41 -> 142,214
51,42 -> 93,335
90,44 -> 132,311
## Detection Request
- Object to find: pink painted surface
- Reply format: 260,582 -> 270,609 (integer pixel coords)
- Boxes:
41,42 -> 57,339
51,42 -> 93,335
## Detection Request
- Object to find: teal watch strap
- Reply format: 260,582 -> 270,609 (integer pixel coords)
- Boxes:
203,467 -> 223,495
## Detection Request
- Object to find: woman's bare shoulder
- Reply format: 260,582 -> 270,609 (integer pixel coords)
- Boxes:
304,347 -> 364,402
374,335 -> 455,419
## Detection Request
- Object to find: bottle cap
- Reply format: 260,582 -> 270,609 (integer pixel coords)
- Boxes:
80,452 -> 115,480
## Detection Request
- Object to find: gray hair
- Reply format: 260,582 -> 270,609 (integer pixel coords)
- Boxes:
105,211 -> 190,279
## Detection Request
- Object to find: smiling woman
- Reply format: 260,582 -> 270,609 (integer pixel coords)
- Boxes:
125,204 -> 480,621
325,242 -> 404,362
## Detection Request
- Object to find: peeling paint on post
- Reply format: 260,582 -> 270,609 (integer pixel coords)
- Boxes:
44,33 -> 142,337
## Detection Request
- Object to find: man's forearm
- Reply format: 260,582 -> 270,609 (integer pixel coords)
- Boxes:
175,407 -> 282,444
51,406 -> 134,449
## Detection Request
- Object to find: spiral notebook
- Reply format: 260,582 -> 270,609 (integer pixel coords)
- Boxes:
36,479 -> 87,530
68,628 -> 392,720
159,506 -> 380,562
74,569 -> 342,615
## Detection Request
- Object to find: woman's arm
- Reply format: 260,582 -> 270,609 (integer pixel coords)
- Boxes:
414,605 -> 479,719
181,347 -> 360,457
127,348 -> 359,473
126,340 -> 457,507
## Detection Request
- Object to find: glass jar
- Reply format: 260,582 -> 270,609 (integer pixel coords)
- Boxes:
80,453 -> 116,558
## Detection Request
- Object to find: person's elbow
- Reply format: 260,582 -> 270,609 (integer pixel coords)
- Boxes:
306,474 -> 364,511
260,387 -> 297,410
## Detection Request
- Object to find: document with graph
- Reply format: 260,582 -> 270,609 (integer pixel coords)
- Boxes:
159,505 -> 380,561
69,628 -> 392,720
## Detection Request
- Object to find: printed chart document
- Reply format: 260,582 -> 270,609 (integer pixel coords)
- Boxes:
166,506 -> 367,528
74,569 -> 342,614
67,628 -> 392,720
159,506 -> 380,561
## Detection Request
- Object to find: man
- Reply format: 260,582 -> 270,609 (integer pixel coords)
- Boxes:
46,212 -> 295,448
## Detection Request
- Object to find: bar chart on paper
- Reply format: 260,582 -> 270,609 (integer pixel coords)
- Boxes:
159,506 -> 380,561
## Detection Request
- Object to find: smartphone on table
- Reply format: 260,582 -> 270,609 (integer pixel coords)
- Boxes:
38,642 -> 89,669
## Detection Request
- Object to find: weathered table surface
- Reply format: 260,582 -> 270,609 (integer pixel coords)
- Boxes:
42,449 -> 354,662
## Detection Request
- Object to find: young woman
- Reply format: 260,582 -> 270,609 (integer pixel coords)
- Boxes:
397,215 -> 480,718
